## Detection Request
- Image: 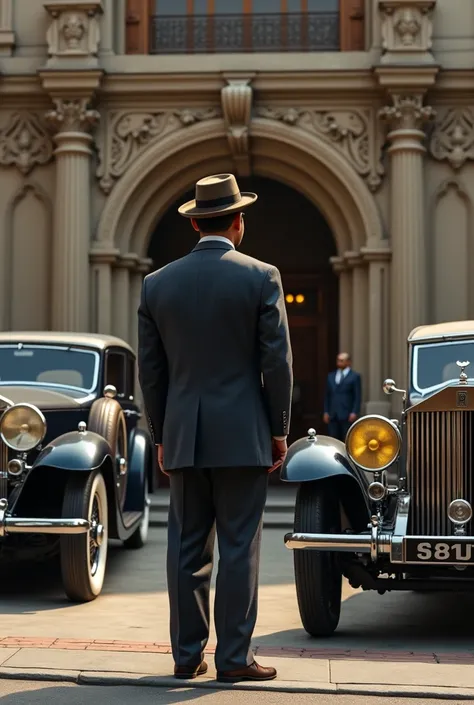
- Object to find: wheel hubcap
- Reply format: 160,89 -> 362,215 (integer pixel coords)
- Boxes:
89,496 -> 103,576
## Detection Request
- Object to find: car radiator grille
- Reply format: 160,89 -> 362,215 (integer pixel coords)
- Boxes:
0,438 -> 7,499
407,410 -> 474,536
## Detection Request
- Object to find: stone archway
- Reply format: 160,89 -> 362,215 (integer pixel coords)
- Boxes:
92,117 -> 388,414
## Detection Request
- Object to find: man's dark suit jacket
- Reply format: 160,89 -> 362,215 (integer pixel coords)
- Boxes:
137,239 -> 293,470
324,369 -> 361,421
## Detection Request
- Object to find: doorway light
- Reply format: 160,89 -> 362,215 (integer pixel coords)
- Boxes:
286,294 -> 294,304
295,294 -> 305,304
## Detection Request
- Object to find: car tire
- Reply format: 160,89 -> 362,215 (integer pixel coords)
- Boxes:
293,481 -> 342,637
123,481 -> 150,550
60,471 -> 109,603
88,397 -> 128,509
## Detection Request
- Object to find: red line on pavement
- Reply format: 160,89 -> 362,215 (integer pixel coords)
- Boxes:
1,636 -> 473,663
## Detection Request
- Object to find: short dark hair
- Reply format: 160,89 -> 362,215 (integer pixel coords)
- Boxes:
197,213 -> 237,234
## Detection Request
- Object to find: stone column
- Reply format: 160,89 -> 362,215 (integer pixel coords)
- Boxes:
129,257 -> 153,353
89,247 -> 119,334
0,0 -> 14,55
378,93 -> 435,387
45,98 -> 100,331
112,255 -> 135,342
345,252 -> 368,411
362,247 -> 392,416
330,255 -> 353,353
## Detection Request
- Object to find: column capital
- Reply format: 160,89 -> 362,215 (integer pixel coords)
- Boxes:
45,96 -> 100,134
329,255 -> 349,274
115,253 -> 140,270
344,251 -> 366,269
90,246 -> 120,265
379,93 -> 435,132
138,258 -> 154,275
44,0 -> 103,69
361,247 -> 392,263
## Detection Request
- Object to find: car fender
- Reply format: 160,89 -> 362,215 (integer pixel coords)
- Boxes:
123,429 -> 151,512
281,433 -> 370,532
33,430 -> 113,472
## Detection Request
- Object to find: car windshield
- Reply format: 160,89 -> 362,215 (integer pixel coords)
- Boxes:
411,340 -> 474,395
0,345 -> 99,394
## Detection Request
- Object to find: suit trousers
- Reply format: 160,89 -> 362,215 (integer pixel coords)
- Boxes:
167,466 -> 269,672
328,419 -> 350,442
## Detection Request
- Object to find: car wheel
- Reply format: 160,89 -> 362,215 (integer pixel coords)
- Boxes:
123,482 -> 150,550
88,397 -> 128,509
60,471 -> 108,603
293,481 -> 342,637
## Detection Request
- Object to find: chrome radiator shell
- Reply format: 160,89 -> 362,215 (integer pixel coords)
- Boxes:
406,408 -> 474,536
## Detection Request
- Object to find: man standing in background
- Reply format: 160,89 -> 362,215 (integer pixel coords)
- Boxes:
323,352 -> 361,442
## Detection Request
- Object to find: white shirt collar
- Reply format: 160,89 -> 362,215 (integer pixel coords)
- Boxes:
199,236 -> 235,249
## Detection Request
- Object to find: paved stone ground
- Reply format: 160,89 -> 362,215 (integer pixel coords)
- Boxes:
3,527 -> 474,697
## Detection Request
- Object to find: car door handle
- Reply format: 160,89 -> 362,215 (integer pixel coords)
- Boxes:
123,409 -> 142,419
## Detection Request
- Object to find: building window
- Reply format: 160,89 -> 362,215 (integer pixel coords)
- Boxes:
126,0 -> 364,55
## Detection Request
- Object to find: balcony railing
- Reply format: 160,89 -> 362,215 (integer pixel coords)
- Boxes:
149,12 -> 340,54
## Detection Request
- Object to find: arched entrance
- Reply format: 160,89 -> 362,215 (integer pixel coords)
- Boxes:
148,176 -> 339,484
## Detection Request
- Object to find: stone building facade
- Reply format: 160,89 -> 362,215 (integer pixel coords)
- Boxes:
0,0 -> 472,426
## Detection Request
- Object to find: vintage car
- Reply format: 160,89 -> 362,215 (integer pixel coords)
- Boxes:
0,332 -> 154,603
282,321 -> 474,636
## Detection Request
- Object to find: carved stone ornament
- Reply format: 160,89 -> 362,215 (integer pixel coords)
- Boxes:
379,94 -> 435,132
255,106 -> 385,192
379,0 -> 436,64
44,1 -> 103,67
45,98 -> 100,133
221,79 -> 253,177
0,113 -> 54,174
429,108 -> 474,170
96,108 -> 222,194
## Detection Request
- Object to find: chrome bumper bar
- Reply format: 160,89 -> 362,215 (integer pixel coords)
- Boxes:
0,499 -> 90,538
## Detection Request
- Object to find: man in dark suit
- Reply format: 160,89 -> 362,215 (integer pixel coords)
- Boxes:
323,352 -> 361,441
138,174 -> 293,684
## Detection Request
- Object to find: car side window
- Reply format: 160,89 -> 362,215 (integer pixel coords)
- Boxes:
105,351 -> 126,398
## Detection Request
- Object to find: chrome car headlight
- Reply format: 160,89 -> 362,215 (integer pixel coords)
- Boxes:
346,415 -> 401,473
0,403 -> 47,452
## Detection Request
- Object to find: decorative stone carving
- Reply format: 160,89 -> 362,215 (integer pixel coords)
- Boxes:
429,108 -> 474,170
45,98 -> 100,133
0,113 -> 54,174
379,94 -> 435,132
379,0 -> 436,64
255,106 -> 385,192
44,0 -> 103,68
97,107 -> 222,194
221,78 -> 253,177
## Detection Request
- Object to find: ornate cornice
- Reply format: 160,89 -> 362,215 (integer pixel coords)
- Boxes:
429,107 -> 474,170
0,112 -> 54,174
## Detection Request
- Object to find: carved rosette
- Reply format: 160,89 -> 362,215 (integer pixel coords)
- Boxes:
429,108 -> 474,170
255,106 -> 385,192
379,94 -> 435,134
44,0 -> 103,67
45,98 -> 100,134
96,107 -> 222,194
379,0 -> 436,63
221,79 -> 253,177
0,113 -> 54,174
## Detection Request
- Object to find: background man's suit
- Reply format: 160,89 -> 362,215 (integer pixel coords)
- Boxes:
324,368 -> 361,441
138,238 -> 293,672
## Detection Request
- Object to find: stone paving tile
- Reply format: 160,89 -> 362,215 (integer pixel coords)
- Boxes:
0,650 -> 19,667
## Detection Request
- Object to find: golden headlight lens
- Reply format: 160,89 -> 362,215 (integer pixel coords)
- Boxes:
0,404 -> 47,452
346,416 -> 401,472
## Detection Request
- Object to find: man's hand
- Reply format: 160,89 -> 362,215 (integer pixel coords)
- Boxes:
323,413 -> 330,425
348,413 -> 358,424
156,445 -> 169,477
269,438 -> 288,473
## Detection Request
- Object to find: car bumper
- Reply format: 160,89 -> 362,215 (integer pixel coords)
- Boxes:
284,531 -> 474,565
0,499 -> 90,538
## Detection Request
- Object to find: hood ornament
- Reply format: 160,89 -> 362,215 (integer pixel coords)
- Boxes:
457,360 -> 470,384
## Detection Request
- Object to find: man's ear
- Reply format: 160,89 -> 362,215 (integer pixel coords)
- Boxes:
191,218 -> 200,232
233,213 -> 241,228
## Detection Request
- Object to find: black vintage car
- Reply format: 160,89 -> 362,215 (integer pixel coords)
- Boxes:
282,321 -> 474,636
0,332 -> 154,602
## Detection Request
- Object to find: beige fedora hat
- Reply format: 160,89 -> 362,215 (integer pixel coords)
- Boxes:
178,173 -> 258,219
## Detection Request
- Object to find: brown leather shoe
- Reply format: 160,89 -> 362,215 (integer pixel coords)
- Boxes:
174,660 -> 208,679
217,660 -> 277,683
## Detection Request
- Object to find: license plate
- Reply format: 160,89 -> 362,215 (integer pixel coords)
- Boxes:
405,538 -> 474,564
